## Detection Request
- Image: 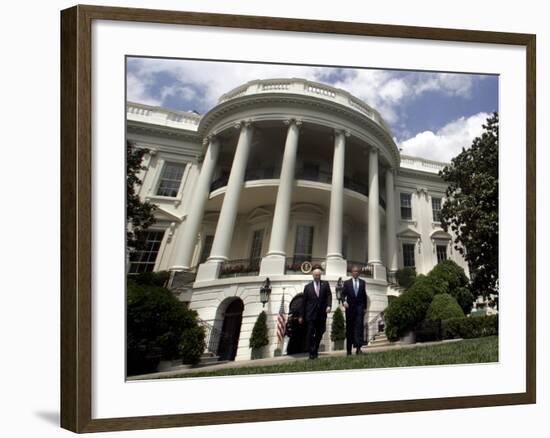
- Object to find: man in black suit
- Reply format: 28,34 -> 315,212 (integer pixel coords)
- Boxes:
299,268 -> 332,359
342,265 -> 367,355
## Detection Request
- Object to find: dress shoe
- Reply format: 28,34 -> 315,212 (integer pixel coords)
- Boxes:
356,348 -> 363,355
346,351 -> 352,356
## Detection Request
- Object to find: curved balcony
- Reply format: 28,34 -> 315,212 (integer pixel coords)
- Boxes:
217,78 -> 393,136
217,257 -> 375,279
219,258 -> 261,278
209,169 -> 386,209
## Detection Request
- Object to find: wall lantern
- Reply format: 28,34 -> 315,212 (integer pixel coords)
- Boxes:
260,277 -> 272,307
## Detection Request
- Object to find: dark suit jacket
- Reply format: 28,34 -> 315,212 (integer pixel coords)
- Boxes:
342,277 -> 367,313
301,280 -> 333,322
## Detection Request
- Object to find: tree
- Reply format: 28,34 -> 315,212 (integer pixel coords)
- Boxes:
439,112 -> 499,299
127,140 -> 157,250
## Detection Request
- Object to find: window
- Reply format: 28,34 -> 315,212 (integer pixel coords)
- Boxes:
293,225 -> 314,263
402,243 -> 416,268
128,230 -> 165,274
342,235 -> 348,259
400,193 -> 412,220
302,162 -> 319,180
436,244 -> 448,263
249,229 -> 264,264
156,162 -> 185,197
199,235 -> 214,264
432,197 -> 442,222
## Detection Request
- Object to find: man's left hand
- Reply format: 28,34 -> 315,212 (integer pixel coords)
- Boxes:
326,307 -> 331,314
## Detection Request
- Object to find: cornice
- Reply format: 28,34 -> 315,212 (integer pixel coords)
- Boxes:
198,93 -> 400,167
127,120 -> 201,143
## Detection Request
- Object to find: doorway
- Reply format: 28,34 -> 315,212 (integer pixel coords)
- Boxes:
216,298 -> 244,361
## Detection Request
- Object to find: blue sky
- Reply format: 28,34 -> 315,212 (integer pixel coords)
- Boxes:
127,57 -> 498,162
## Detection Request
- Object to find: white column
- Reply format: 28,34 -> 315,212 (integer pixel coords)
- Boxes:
385,167 -> 398,274
326,129 -> 348,276
260,119 -> 301,276
196,121 -> 254,282
170,136 -> 220,271
368,146 -> 385,280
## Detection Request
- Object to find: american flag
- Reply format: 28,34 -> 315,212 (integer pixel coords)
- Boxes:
276,293 -> 287,342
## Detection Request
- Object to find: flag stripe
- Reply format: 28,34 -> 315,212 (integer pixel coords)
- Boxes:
277,295 -> 286,341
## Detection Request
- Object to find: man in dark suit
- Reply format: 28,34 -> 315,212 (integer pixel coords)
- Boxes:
299,268 -> 332,359
342,265 -> 367,355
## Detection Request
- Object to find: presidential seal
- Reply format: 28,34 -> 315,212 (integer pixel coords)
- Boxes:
300,261 -> 312,274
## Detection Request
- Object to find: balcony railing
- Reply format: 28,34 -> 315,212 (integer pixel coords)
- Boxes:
285,257 -> 325,274
245,167 -> 280,181
209,170 -> 385,208
219,258 -> 261,278
295,169 -> 333,184
346,261 -> 374,279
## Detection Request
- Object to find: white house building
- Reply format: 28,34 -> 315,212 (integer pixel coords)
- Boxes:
127,78 -> 469,362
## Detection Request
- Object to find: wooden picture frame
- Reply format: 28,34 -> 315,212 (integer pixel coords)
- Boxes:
60,4 -> 536,433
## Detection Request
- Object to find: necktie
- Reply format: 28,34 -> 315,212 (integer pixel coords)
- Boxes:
315,281 -> 320,297
354,279 -> 358,295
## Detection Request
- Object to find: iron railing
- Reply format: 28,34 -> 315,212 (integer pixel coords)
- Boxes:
197,317 -> 223,355
209,169 -> 386,209
366,311 -> 385,344
346,261 -> 373,278
285,257 -> 326,274
219,258 -> 261,278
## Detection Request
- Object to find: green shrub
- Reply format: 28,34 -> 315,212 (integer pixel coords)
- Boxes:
331,307 -> 346,342
249,311 -> 269,350
428,260 -> 474,314
442,314 -> 499,339
415,319 -> 443,342
454,286 -> 476,315
131,270 -> 171,288
412,273 -> 449,296
127,280 -> 201,375
426,293 -> 465,321
179,326 -> 206,364
384,275 -> 436,342
396,267 -> 417,289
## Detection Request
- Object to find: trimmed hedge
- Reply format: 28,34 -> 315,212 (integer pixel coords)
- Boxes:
426,293 -> 465,321
250,311 -> 269,350
127,279 -> 203,375
415,319 -> 443,343
385,274 -> 436,342
428,260 -> 474,314
396,267 -> 417,289
331,307 -> 346,342
442,315 -> 499,340
179,325 -> 206,365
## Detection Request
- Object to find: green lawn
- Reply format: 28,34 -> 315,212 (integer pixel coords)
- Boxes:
158,336 -> 498,379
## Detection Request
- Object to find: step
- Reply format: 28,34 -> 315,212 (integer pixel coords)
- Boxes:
199,355 -> 223,366
194,359 -> 229,368
369,340 -> 391,346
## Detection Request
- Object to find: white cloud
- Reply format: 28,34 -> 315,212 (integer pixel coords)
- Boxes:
126,72 -> 161,106
127,59 -> 481,115
412,73 -> 475,98
398,112 -> 490,162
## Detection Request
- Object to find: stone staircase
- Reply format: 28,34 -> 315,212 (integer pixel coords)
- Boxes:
156,352 -> 228,373
367,331 -> 393,348
197,351 -> 228,367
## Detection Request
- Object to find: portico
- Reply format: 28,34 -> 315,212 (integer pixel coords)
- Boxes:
166,78 -> 401,283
